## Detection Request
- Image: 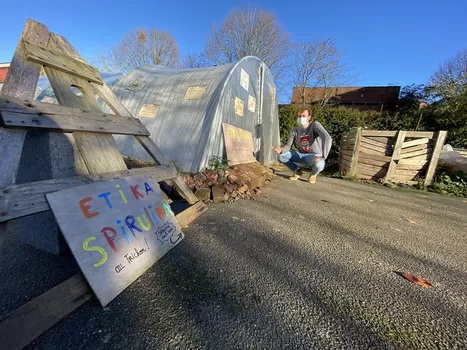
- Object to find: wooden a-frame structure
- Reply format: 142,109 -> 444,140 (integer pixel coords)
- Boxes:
0,19 -> 206,349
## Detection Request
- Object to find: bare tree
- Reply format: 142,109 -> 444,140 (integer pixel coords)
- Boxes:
430,48 -> 467,99
292,38 -> 356,105
203,6 -> 291,81
182,52 -> 212,68
98,28 -> 179,72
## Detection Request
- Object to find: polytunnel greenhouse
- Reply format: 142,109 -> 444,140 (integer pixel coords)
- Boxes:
28,56 -> 280,173
105,56 -> 280,173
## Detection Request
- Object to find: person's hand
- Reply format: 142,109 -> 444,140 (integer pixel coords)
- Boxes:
272,146 -> 282,154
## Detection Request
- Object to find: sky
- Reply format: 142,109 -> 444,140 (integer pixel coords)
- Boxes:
2,0 -> 466,98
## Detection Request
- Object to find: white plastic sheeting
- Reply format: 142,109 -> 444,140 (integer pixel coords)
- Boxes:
106,56 -> 280,173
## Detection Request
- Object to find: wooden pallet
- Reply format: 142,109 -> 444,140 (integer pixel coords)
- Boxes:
0,19 -> 206,349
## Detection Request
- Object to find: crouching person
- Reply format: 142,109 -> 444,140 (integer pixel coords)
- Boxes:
273,108 -> 332,183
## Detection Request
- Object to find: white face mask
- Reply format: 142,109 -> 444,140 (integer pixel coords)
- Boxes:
297,117 -> 308,126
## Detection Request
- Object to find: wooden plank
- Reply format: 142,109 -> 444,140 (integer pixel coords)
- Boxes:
44,35 -> 128,173
401,143 -> 432,154
358,152 -> 391,162
365,136 -> 393,145
402,138 -> 430,148
360,136 -> 392,149
340,149 -> 354,158
399,159 -> 429,166
0,165 -> 178,223
405,131 -> 435,138
339,158 -> 351,169
1,20 -> 49,100
358,157 -> 389,168
357,162 -> 387,173
92,82 -> 199,205
22,40 -> 103,85
138,136 -> 198,205
176,201 -> 208,228
349,127 -> 362,173
400,148 -> 433,159
385,131 -> 406,182
0,98 -> 150,136
424,131 -> 447,185
362,130 -> 435,139
0,19 -> 50,190
396,164 -> 427,172
0,202 -> 205,350
360,138 -> 392,153
0,273 -> 92,350
356,165 -> 387,178
362,130 -> 397,137
340,154 -> 352,163
358,145 -> 386,156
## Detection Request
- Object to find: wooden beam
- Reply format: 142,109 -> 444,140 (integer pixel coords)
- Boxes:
22,40 -> 103,85
0,274 -> 92,350
176,201 -> 208,228
424,131 -> 447,186
358,152 -> 391,162
400,148 -> 433,160
362,130 -> 435,138
360,139 -> 392,153
1,20 -> 49,100
402,138 -> 430,148
401,143 -> 432,154
360,136 -> 392,149
0,166 -> 178,223
0,97 -> 150,136
384,131 -> 406,182
0,203 -> 206,350
365,136 -> 393,145
349,127 -> 362,174
358,157 -> 389,168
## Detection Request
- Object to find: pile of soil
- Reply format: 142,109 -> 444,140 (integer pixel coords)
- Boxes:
181,162 -> 276,203
124,157 -> 276,203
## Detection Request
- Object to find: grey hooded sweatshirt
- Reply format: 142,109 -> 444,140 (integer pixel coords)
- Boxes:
281,121 -> 332,159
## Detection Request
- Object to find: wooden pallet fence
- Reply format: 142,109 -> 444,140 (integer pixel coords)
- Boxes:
339,128 -> 447,185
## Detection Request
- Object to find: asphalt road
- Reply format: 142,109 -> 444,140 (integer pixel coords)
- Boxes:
2,175 -> 467,349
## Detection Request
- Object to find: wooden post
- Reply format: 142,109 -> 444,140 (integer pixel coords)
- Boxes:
385,130 -> 406,183
349,127 -> 362,174
424,130 -> 447,186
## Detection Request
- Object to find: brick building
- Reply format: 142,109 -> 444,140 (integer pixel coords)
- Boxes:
291,86 -> 401,111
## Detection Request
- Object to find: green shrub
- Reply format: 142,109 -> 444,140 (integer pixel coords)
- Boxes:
429,172 -> 467,197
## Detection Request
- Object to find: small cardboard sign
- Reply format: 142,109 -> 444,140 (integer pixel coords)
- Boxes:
46,176 -> 184,307
240,69 -> 249,91
184,86 -> 206,100
138,104 -> 160,118
222,123 -> 256,166
234,97 -> 244,116
248,95 -> 256,113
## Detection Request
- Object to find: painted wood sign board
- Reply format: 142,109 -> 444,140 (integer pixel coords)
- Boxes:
222,123 -> 256,166
46,176 -> 184,307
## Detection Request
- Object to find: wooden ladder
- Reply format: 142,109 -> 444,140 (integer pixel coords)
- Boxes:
0,19 -> 206,349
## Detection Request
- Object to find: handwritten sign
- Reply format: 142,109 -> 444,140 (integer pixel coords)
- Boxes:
138,104 -> 160,118
222,123 -> 256,166
46,176 -> 184,306
184,86 -> 206,100
248,95 -> 256,113
234,97 -> 244,116
240,69 -> 249,91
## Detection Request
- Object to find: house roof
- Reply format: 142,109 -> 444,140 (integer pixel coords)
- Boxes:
291,86 -> 401,105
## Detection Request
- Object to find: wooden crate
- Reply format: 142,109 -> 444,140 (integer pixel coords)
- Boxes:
339,128 -> 447,185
